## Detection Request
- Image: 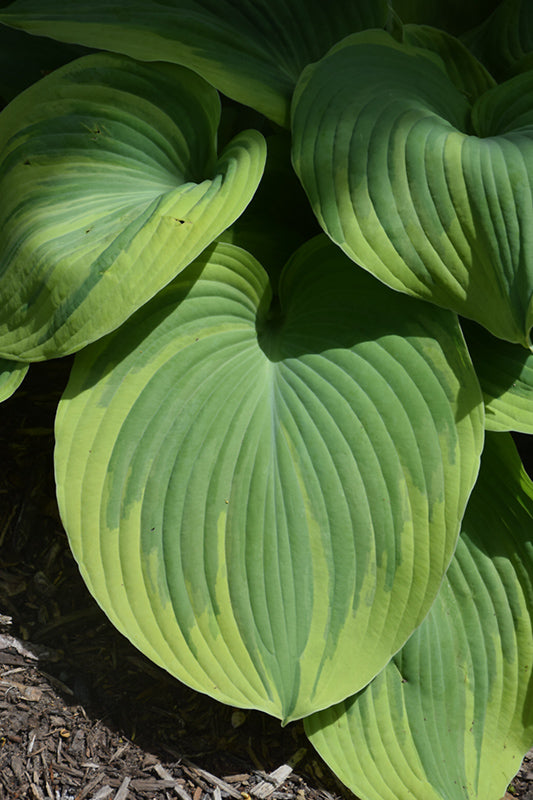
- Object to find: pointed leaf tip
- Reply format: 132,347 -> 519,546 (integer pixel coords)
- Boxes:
55,237 -> 483,721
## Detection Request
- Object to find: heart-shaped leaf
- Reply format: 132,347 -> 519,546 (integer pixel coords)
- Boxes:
305,432 -> 533,800
0,52 -> 266,360
54,236 -> 483,723
292,30 -> 533,347
463,320 -> 533,433
0,358 -> 28,402
0,0 -> 388,127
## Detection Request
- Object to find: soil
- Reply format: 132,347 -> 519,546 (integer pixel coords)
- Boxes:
0,358 -> 532,800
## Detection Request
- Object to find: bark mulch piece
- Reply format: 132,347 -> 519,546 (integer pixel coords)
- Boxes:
1,361 -> 533,800
0,623 -> 342,800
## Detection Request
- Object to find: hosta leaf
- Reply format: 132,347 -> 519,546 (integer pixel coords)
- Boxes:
292,30 -> 533,347
463,0 -> 533,81
0,0 -> 388,127
305,432 -> 533,800
0,52 -> 266,361
0,358 -> 28,402
54,236 -> 483,723
462,320 -> 533,433
402,25 -> 496,101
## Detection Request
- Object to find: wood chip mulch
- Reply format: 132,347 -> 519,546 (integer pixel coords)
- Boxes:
0,647 -> 324,800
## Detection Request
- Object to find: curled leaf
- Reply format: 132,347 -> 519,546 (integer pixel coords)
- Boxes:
0,358 -> 28,402
292,30 -> 533,346
0,52 -> 266,360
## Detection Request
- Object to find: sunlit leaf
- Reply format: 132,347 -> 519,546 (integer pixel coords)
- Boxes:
0,0 -> 388,126
0,52 -> 266,360
292,30 -> 533,347
54,237 -> 483,723
0,358 -> 28,402
306,432 -> 533,800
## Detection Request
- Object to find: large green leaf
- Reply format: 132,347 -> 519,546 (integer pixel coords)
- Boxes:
0,358 -> 28,402
0,0 -> 388,127
0,52 -> 266,361
462,320 -> 533,433
305,432 -> 533,800
54,236 -> 483,723
292,30 -> 533,347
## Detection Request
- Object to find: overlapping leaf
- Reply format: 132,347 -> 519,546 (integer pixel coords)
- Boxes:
463,320 -> 533,433
218,132 -> 320,288
54,236 -> 483,723
463,0 -> 533,81
0,358 -> 28,402
0,52 -> 266,360
402,24 -> 495,101
0,0 -> 388,126
292,30 -> 533,347
305,432 -> 533,800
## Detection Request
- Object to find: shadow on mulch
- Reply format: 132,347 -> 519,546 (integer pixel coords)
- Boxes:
1,358 -> 532,800
0,358 -> 347,800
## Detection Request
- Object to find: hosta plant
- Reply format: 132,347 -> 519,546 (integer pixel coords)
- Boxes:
0,2 -> 532,798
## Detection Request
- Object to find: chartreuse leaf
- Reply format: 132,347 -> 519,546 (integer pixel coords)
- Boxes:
0,358 -> 28,402
54,236 -> 483,723
462,320 -> 533,433
0,0 -> 388,127
305,432 -> 533,800
292,30 -> 533,348
0,52 -> 266,361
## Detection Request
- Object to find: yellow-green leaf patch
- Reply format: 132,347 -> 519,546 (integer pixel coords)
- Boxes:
0,52 -> 266,360
55,236 -> 483,723
306,432 -> 533,800
0,0 -> 388,126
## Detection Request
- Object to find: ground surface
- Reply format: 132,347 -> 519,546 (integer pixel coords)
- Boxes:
0,359 -> 532,800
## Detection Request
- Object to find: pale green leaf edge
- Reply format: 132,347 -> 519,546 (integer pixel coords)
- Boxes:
54,237 -> 484,723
